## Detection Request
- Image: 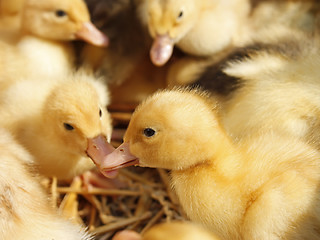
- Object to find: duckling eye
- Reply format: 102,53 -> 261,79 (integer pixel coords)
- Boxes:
55,10 -> 67,18
64,123 -> 74,131
99,109 -> 102,118
177,11 -> 183,20
143,128 -> 156,138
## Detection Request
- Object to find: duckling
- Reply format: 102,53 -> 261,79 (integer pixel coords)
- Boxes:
113,221 -> 220,240
0,71 -> 114,180
0,0 -> 108,79
138,0 -> 251,66
189,29 -> 320,150
99,88 -> 320,239
0,128 -> 92,240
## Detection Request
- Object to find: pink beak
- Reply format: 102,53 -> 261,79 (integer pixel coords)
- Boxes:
75,22 -> 109,47
150,34 -> 174,66
86,135 -> 117,178
99,142 -> 139,178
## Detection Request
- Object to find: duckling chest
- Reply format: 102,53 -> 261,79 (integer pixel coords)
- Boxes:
171,171 -> 246,239
17,37 -> 74,77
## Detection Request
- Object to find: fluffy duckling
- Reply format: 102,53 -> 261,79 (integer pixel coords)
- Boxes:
99,88 -> 320,239
113,221 -> 220,240
0,71 -> 114,180
190,29 -> 320,150
0,0 -> 108,79
138,0 -> 251,66
0,128 -> 92,240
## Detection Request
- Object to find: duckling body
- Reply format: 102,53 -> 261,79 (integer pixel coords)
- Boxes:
0,128 -> 92,240
0,71 -> 113,180
190,29 -> 320,148
101,89 -> 320,239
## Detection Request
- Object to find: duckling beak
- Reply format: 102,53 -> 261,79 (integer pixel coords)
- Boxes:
75,22 -> 109,47
86,134 -> 115,167
150,34 -> 174,66
99,142 -> 139,178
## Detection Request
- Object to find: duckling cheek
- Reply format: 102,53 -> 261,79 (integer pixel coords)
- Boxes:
150,34 -> 174,66
75,22 -> 109,47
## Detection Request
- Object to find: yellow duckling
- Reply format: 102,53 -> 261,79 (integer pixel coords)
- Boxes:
0,71 -> 114,180
0,128 -> 92,240
0,0 -> 108,79
100,88 -> 320,239
190,29 -> 320,149
138,0 -> 251,66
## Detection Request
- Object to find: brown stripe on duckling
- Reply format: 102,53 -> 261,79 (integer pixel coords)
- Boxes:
190,39 -> 302,97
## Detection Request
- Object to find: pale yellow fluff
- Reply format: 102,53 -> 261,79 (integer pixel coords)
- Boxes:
0,128 -> 92,240
219,30 -> 320,149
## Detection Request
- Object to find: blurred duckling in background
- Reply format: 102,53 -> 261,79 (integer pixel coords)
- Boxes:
0,0 -> 108,80
81,0 -> 167,104
99,88 -> 320,239
0,71 -> 114,180
113,221 -> 220,240
138,0 -> 251,66
0,128 -> 92,240
190,29 -> 320,149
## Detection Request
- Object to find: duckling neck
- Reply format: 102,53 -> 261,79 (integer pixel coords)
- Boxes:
173,133 -> 241,182
170,136 -> 243,238
17,34 -> 74,77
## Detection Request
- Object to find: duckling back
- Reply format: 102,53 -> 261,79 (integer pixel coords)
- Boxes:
221,31 -> 320,144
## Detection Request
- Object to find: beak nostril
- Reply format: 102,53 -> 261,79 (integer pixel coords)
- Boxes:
93,144 -> 99,150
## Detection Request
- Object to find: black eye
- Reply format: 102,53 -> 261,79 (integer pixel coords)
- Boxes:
99,109 -> 102,117
64,123 -> 74,131
55,10 -> 67,17
143,128 -> 156,137
177,11 -> 183,19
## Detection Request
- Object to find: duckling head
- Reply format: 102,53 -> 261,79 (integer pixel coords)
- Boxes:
42,74 -> 113,165
21,0 -> 109,46
100,88 -> 222,174
142,0 -> 199,66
